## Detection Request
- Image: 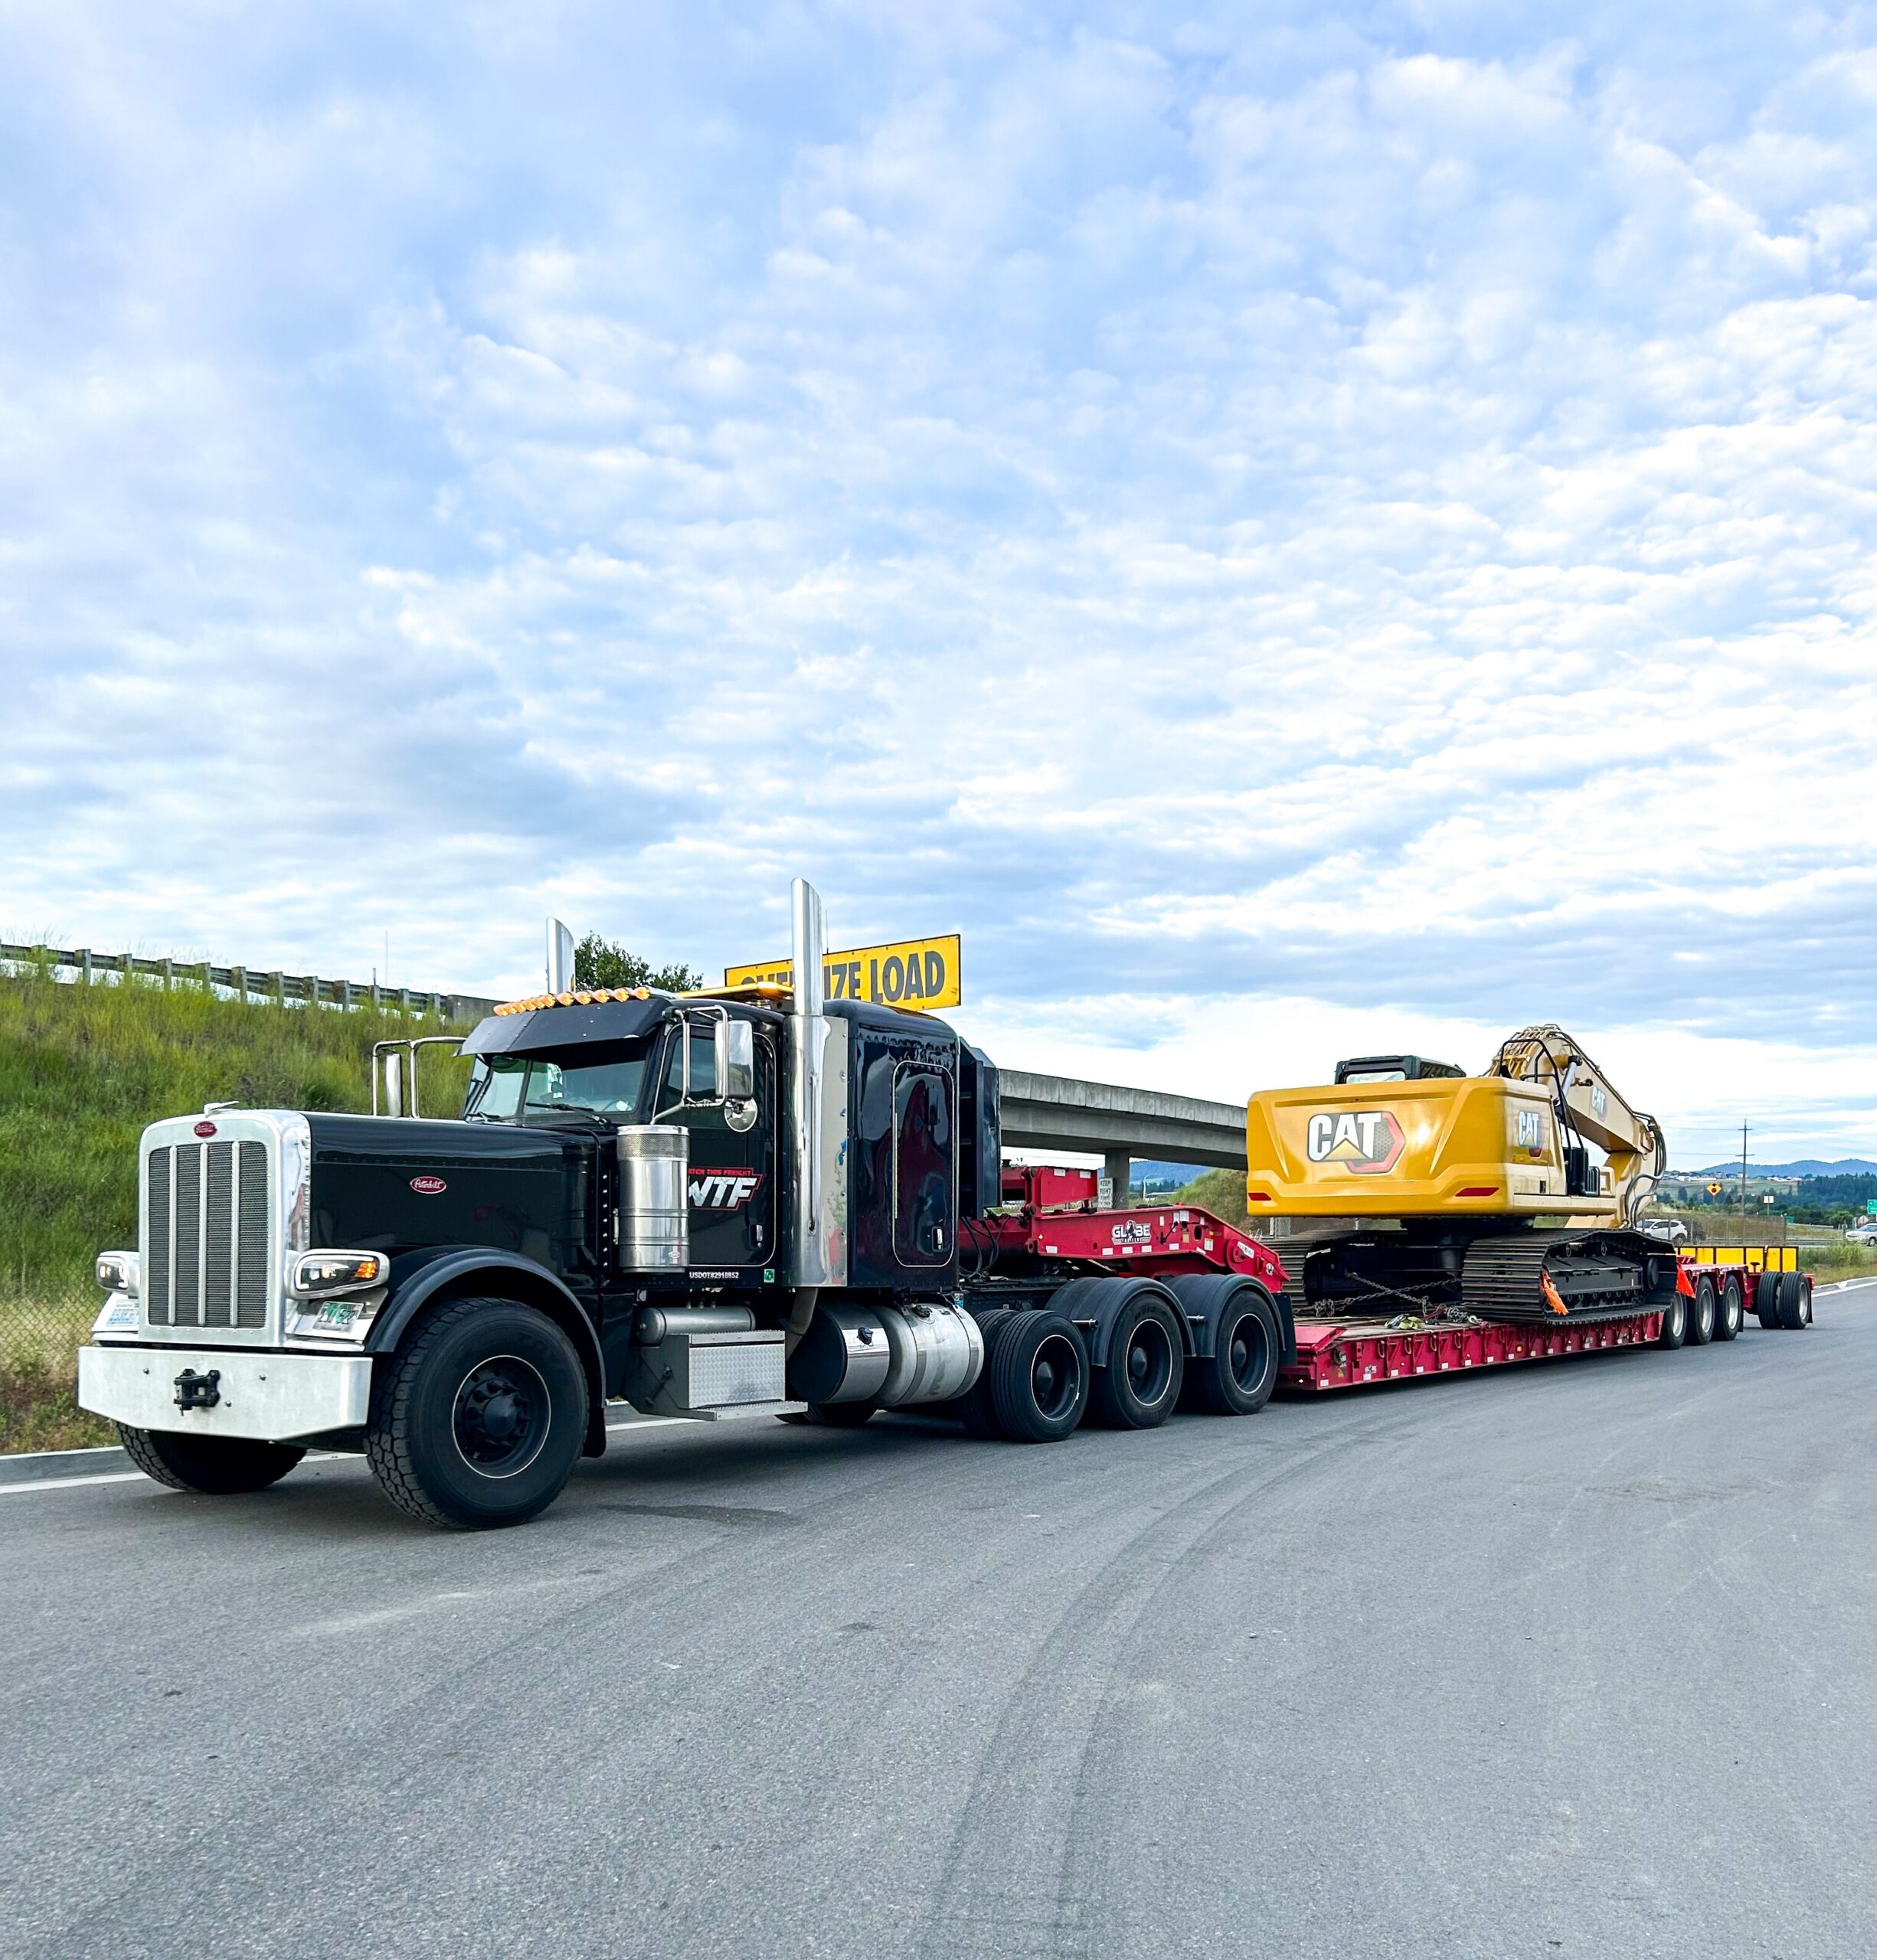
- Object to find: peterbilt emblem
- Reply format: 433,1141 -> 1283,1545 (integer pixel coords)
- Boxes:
193,1120 -> 217,1138
410,1175 -> 448,1195
1306,1109 -> 1405,1174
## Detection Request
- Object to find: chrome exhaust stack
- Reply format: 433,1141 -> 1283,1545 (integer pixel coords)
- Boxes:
784,878 -> 848,1347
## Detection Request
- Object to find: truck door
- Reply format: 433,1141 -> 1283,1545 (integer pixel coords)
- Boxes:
659,1022 -> 778,1274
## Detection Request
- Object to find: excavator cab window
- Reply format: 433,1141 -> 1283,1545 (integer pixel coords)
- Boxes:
1333,1054 -> 1466,1084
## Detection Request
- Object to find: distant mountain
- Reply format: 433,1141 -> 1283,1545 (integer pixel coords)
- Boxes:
1679,1160 -> 1877,1179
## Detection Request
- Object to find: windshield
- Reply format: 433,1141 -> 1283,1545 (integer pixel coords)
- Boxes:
463,1041 -> 654,1123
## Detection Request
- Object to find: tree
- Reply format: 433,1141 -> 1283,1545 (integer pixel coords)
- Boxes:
572,933 -> 701,994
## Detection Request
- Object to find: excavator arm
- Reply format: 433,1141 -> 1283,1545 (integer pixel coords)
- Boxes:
1487,1026 -> 1666,1226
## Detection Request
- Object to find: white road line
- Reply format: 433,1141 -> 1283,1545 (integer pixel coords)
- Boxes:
2,1419 -> 710,1501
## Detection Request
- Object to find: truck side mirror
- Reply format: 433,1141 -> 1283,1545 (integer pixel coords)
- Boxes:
718,1020 -> 756,1102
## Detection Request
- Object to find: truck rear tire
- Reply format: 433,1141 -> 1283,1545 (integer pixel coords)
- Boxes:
1713,1275 -> 1744,1341
117,1426 -> 305,1494
954,1309 -> 1015,1439
1192,1292 -> 1280,1416
988,1312 -> 1087,1443
1087,1289 -> 1185,1429
1776,1272 -> 1807,1330
1686,1277 -> 1715,1346
1755,1272 -> 1781,1329
1656,1290 -> 1686,1348
367,1296 -> 587,1529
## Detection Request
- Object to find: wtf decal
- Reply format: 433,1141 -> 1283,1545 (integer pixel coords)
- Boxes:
1305,1109 -> 1405,1175
688,1169 -> 765,1210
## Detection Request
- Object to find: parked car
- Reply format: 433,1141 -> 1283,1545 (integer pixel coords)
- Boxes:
1640,1218 -> 1689,1243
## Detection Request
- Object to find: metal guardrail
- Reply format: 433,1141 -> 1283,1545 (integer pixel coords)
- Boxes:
0,942 -> 499,1024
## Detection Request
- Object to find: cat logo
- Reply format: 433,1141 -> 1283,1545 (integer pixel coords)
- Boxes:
1305,1109 -> 1405,1175
689,1171 -> 764,1210
1516,1109 -> 1545,1152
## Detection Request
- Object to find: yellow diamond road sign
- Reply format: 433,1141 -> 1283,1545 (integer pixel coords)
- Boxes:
725,933 -> 961,1011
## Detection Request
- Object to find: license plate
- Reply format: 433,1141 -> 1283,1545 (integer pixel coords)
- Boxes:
315,1301 -> 358,1330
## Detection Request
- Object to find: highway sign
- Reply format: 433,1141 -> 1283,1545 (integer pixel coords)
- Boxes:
1867,1199 -> 1877,1216
725,933 -> 962,1011
1707,1181 -> 1723,1197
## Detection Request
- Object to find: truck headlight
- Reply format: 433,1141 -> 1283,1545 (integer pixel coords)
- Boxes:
289,1251 -> 387,1298
96,1250 -> 140,1295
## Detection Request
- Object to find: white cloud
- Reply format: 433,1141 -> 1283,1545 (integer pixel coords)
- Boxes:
2,2 -> 1875,1163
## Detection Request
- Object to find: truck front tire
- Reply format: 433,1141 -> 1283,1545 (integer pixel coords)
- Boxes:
118,1426 -> 306,1494
367,1296 -> 587,1529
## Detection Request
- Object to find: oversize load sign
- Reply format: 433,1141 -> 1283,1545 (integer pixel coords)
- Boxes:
724,934 -> 962,1011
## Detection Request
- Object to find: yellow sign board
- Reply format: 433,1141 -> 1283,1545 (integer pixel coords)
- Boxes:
725,934 -> 962,1011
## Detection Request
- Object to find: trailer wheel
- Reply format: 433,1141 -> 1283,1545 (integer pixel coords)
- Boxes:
1801,1276 -> 1813,1325
1713,1275 -> 1744,1342
1192,1292 -> 1280,1416
117,1426 -> 305,1494
1776,1271 -> 1807,1331
367,1295 -> 587,1529
988,1312 -> 1087,1444
1755,1272 -> 1781,1329
1088,1290 -> 1185,1430
1686,1276 -> 1715,1346
955,1309 -> 1015,1439
1656,1289 -> 1687,1349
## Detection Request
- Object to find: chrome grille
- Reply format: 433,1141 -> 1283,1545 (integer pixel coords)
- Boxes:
145,1139 -> 273,1331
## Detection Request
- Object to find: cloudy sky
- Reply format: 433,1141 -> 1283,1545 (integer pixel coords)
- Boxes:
5,2 -> 1876,1164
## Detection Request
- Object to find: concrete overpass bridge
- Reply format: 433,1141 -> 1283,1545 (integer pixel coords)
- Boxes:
997,1069 -> 1248,1202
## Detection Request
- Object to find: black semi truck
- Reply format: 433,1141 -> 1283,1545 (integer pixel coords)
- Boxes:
80,882 -> 1290,1527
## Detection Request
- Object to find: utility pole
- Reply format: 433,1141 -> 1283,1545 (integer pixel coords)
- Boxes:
1739,1121 -> 1748,1217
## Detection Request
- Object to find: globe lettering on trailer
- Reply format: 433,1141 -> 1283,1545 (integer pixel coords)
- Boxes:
1305,1109 -> 1406,1174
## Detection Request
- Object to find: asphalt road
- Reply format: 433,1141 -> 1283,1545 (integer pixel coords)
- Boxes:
5,1286 -> 1875,1960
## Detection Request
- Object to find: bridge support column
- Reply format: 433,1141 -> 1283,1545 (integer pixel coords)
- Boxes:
1104,1149 -> 1133,1210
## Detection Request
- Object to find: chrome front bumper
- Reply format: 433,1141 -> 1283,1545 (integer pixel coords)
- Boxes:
79,1344 -> 372,1441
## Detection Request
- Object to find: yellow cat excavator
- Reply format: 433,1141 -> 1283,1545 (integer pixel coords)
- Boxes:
1244,1026 -> 1675,1324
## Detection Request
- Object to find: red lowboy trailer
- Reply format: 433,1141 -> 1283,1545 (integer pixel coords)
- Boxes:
979,1169 -> 1813,1402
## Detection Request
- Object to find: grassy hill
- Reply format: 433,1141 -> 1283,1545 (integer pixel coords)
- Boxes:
0,963 -> 473,1448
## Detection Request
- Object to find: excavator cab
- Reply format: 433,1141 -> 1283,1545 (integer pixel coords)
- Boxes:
1333,1054 -> 1465,1084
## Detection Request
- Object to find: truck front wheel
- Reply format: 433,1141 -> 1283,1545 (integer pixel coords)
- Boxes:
367,1297 -> 587,1529
118,1427 -> 305,1494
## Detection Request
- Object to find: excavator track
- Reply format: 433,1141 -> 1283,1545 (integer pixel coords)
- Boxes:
1460,1229 -> 1673,1325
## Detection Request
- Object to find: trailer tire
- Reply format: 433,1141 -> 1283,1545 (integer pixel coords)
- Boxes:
1755,1272 -> 1781,1329
988,1312 -> 1087,1444
366,1295 -> 587,1529
1656,1289 -> 1686,1349
1776,1271 -> 1807,1331
1686,1276 -> 1715,1346
117,1426 -> 305,1494
1801,1276 -> 1813,1326
1192,1292 -> 1280,1416
1087,1290 -> 1185,1430
1713,1275 -> 1744,1342
955,1309 -> 1015,1439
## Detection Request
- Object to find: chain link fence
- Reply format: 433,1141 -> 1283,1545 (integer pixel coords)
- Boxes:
2,1286 -> 112,1452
